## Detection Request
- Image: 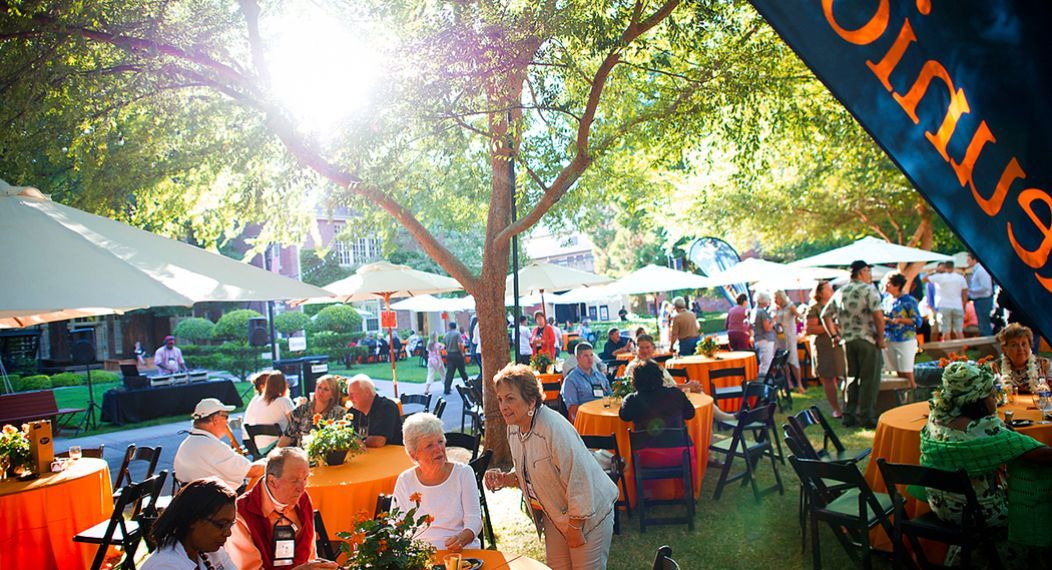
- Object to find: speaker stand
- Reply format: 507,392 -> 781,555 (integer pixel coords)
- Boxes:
74,365 -> 101,435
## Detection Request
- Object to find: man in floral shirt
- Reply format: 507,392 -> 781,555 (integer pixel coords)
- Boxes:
822,260 -> 886,428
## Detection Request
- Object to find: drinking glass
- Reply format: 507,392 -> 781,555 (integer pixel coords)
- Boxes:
359,422 -> 370,439
602,395 -> 611,408
69,446 -> 82,461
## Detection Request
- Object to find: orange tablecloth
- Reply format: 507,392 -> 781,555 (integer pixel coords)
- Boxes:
573,392 -> 713,507
666,351 -> 758,411
308,445 -> 415,535
864,401 -> 1052,553
435,549 -> 549,568
0,458 -> 113,570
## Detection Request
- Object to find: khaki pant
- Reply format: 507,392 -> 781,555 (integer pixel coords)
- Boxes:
542,510 -> 614,570
844,338 -> 882,424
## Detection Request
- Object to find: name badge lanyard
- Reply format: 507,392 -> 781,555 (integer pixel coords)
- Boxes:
272,512 -> 297,567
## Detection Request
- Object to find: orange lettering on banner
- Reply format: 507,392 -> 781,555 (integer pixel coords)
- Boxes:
893,61 -> 971,161
1034,273 -> 1052,294
867,19 -> 917,90
1008,188 -> 1052,269
822,0 -> 890,45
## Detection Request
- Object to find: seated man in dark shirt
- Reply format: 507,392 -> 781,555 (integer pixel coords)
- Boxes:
346,374 -> 403,447
600,327 -> 634,361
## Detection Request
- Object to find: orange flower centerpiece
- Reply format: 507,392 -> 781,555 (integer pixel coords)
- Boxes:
305,415 -> 364,466
337,493 -> 435,569
0,424 -> 31,478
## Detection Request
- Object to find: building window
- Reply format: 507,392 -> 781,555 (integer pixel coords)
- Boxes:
335,236 -> 380,267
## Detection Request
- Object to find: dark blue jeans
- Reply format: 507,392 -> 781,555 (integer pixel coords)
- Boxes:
973,296 -> 994,336
679,336 -> 699,356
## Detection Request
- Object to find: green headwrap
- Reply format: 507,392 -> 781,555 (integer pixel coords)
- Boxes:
929,361 -> 994,424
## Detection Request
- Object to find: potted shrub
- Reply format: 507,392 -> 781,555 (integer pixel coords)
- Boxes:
337,493 -> 435,569
305,414 -> 364,466
530,353 -> 554,374
0,424 -> 31,478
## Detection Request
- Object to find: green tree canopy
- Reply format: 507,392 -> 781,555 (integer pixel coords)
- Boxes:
213,309 -> 263,342
310,305 -> 362,334
274,311 -> 311,336
173,317 -> 215,343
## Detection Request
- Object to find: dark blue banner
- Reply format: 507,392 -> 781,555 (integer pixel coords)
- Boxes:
748,0 -> 1052,340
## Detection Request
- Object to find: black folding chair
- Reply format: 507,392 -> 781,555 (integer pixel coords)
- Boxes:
581,434 -> 631,534
74,471 -> 168,569
432,397 -> 447,420
445,431 -> 480,462
57,444 -> 105,459
456,384 -> 484,437
876,459 -> 1004,569
652,545 -> 681,570
314,510 -> 339,562
400,393 -> 433,418
788,456 -> 893,570
716,381 -> 785,463
708,366 -> 747,409
113,444 -> 161,490
243,423 -> 283,460
763,349 -> 793,410
788,406 -> 871,465
374,494 -> 393,519
629,428 -> 695,532
541,381 -> 568,418
709,403 -> 783,502
468,449 -> 497,549
667,368 -> 689,382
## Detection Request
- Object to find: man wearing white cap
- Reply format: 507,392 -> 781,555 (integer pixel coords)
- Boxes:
174,398 -> 265,490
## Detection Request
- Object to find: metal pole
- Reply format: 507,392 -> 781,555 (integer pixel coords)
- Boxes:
510,111 -> 521,364
264,244 -> 278,363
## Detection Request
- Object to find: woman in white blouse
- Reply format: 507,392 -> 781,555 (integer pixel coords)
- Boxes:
392,413 -> 482,552
243,371 -> 295,452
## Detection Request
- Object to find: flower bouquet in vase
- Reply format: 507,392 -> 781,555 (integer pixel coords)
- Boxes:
698,336 -> 720,358
530,353 -> 554,374
610,379 -> 634,405
337,493 -> 436,569
0,424 -> 31,479
306,414 -> 364,467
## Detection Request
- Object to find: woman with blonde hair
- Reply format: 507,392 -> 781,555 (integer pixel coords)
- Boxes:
277,374 -> 346,448
773,290 -> 805,393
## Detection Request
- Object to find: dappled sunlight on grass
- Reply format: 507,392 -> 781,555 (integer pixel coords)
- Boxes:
484,387 -> 895,569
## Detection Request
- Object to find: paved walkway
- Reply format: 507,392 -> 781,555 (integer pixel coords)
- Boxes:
55,378 -> 474,483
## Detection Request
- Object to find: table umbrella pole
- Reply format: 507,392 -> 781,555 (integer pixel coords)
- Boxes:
384,292 -> 398,398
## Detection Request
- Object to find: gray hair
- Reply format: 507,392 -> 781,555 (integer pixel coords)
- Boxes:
754,291 -> 771,305
773,290 -> 789,304
402,413 -> 445,455
673,296 -> 686,309
266,446 -> 308,479
347,374 -> 376,396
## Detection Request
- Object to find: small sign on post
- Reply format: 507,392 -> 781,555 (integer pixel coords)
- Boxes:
381,310 -> 397,329
288,336 -> 307,352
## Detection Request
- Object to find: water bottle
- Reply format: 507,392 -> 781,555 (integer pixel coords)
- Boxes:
1037,379 -> 1052,416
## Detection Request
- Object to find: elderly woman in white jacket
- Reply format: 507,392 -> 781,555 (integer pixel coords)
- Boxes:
484,364 -> 619,569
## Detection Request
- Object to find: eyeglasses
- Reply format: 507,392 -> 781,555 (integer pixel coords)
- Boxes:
206,517 -> 236,532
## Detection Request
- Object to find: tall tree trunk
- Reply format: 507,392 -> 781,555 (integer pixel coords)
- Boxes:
900,199 -> 934,290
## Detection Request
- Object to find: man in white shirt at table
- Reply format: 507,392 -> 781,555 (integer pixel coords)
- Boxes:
154,335 -> 186,374
173,398 -> 265,490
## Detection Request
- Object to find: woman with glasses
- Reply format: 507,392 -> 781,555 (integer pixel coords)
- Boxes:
141,478 -> 238,569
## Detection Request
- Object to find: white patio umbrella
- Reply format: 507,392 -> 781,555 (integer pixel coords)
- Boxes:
607,264 -> 713,295
793,236 -> 952,267
0,181 -> 330,329
703,258 -> 843,288
506,262 -> 612,321
391,294 -> 475,313
306,261 -> 464,396
552,283 -> 623,304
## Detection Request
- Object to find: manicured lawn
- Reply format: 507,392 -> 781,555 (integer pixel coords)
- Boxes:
488,387 -> 886,569
330,358 -> 485,384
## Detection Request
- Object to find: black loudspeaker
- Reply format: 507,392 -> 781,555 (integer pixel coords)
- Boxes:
248,318 -> 270,346
70,328 -> 97,364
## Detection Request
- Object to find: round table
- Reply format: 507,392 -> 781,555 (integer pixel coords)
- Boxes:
863,401 -> 1052,554
0,458 -> 113,569
435,549 -> 549,569
573,392 -> 713,507
666,351 -> 758,411
309,445 -> 415,535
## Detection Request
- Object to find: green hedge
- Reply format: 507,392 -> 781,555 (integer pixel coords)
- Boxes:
18,374 -> 51,390
50,372 -> 83,387
92,370 -> 121,384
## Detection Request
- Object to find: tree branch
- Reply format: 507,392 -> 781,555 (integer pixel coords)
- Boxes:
497,0 -> 681,243
238,0 -> 271,86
